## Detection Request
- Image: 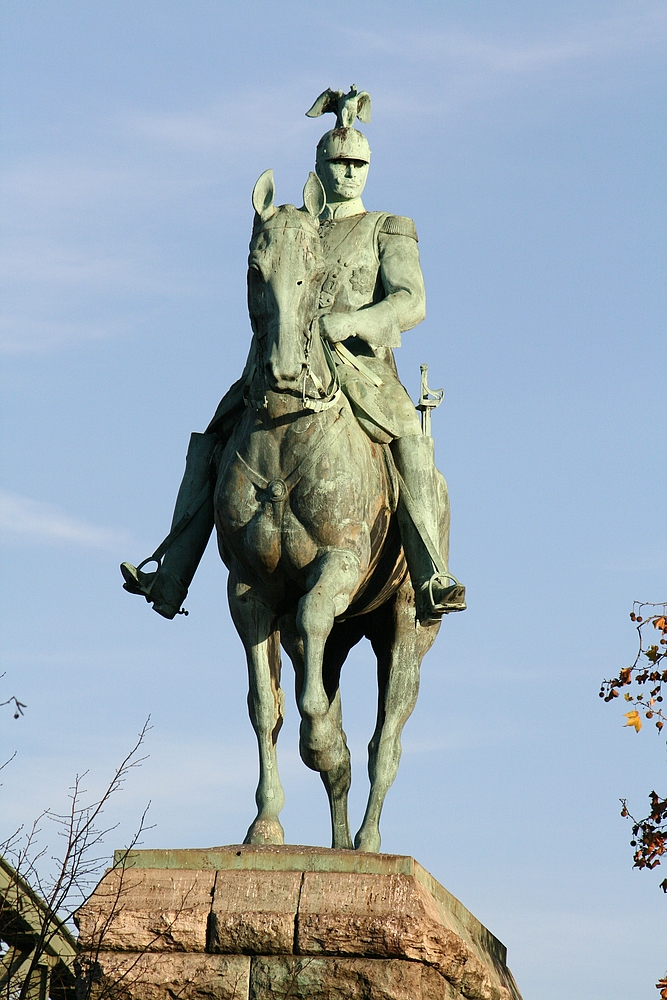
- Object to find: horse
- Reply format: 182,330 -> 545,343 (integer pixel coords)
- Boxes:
213,170 -> 446,852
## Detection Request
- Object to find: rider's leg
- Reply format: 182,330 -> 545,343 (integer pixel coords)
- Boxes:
121,383 -> 246,619
337,363 -> 465,624
121,432 -> 217,619
390,431 -> 466,625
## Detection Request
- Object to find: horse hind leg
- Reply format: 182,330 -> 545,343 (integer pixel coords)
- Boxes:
319,690 -> 352,850
355,585 -> 434,853
228,572 -> 286,846
317,621 -> 367,851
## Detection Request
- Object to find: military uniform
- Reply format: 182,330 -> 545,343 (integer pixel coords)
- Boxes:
316,210 -> 425,443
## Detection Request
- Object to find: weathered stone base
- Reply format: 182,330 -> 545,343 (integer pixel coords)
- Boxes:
79,952 -> 249,1000
250,956 -> 458,999
75,846 -> 522,1000
81,952 -> 458,1000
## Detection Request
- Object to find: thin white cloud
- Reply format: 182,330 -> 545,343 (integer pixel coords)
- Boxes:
354,7 -> 666,70
1,244 -> 184,295
123,84 -> 311,155
119,9 -> 667,155
0,490 -> 128,549
127,110 -> 230,151
0,160 -> 207,207
0,316 -> 112,355
348,7 -> 667,122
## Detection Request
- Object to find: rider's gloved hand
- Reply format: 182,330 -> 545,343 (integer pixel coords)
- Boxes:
319,312 -> 353,343
320,300 -> 402,350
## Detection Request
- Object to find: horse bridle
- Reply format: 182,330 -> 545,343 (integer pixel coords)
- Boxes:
245,226 -> 342,414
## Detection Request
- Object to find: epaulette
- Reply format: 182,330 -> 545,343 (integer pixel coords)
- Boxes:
379,215 -> 418,241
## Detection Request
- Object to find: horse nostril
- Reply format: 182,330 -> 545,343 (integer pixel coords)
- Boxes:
296,280 -> 303,285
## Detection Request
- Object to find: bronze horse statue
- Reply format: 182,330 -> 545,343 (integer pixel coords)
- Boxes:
214,171 -> 448,852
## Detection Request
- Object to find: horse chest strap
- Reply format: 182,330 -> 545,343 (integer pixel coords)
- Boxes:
234,407 -> 349,505
234,452 -> 288,503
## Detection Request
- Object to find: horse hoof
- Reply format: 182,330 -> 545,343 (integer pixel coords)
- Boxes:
331,833 -> 353,850
244,817 -> 285,846
354,829 -> 381,853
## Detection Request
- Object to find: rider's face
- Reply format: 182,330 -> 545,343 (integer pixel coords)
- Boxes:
319,158 -> 369,203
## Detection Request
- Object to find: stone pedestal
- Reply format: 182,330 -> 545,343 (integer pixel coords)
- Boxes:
75,845 -> 522,1000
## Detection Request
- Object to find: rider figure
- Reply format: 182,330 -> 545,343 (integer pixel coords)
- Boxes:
121,87 -> 466,626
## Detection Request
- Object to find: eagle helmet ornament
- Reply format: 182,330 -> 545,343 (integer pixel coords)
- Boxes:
307,84 -> 372,168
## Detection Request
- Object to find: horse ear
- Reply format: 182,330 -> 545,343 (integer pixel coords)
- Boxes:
252,169 -> 277,221
302,172 -> 326,220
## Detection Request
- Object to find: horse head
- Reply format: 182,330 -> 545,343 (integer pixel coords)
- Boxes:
247,170 -> 328,395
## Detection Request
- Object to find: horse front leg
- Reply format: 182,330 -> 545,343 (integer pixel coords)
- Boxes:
228,571 -> 286,846
298,672 -> 353,851
355,586 -> 433,853
294,549 -> 362,849
280,613 -> 355,851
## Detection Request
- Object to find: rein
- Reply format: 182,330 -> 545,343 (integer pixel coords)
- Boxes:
244,317 -> 342,415
300,319 -> 342,412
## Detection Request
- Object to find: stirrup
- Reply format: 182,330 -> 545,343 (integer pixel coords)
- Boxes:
428,573 -> 466,614
417,573 -> 466,625
121,560 -> 188,620
120,561 -> 156,598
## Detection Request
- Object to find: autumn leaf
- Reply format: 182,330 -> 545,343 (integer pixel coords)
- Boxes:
624,710 -> 642,733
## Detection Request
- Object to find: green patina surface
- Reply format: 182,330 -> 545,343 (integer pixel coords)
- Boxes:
113,844 -> 413,875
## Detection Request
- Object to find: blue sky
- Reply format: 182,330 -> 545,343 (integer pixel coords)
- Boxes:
1,2 -> 665,997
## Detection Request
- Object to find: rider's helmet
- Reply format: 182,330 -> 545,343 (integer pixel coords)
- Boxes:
308,86 -> 372,173
315,127 -> 371,168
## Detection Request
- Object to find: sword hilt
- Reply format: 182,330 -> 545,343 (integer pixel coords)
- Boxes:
416,364 -> 444,436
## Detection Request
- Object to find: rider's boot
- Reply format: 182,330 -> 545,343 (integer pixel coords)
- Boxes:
391,434 -> 466,626
121,432 -> 218,619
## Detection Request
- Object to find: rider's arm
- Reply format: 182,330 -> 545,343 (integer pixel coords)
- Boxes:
375,225 -> 427,340
321,218 -> 426,349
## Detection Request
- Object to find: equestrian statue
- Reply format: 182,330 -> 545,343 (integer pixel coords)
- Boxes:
120,86 -> 466,852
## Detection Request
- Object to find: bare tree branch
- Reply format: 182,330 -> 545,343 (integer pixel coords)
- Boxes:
1,719 -> 153,1000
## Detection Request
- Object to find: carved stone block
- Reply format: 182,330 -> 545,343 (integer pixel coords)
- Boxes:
208,870 -> 302,955
75,867 -> 215,952
79,952 -> 250,1000
248,955 -> 456,1000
